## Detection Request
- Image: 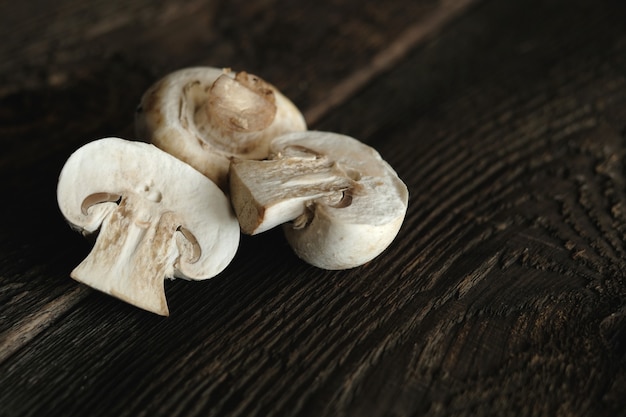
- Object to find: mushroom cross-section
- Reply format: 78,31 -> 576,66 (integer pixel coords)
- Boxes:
57,137 -> 240,316
135,67 -> 307,189
229,131 -> 409,270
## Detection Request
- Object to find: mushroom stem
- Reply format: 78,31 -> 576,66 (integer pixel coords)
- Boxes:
230,157 -> 354,235
71,195 -> 179,316
206,72 -> 277,133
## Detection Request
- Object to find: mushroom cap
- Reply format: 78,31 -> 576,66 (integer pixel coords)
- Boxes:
135,67 -> 307,189
57,137 -> 240,280
276,132 -> 408,269
230,131 -> 409,270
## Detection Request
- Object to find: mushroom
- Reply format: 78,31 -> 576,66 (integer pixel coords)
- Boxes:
57,137 -> 240,316
135,67 -> 307,189
229,131 -> 408,270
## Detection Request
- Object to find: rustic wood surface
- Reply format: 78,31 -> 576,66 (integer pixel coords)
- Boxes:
1,0 -> 625,416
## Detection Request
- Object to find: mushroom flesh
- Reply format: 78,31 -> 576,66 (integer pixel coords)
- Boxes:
229,131 -> 408,270
135,67 -> 307,189
57,137 -> 240,315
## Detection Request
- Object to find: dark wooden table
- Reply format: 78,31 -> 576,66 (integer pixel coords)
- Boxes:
1,0 -> 625,416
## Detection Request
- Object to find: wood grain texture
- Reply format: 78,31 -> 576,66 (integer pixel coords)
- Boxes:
0,0 -> 452,171
1,0 -> 626,416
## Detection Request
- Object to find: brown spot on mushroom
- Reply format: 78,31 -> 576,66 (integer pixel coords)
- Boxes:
278,145 -> 324,160
177,225 -> 202,264
81,192 -> 121,215
330,191 -> 353,208
292,203 -> 315,230
143,87 -> 161,110
179,97 -> 188,129
234,71 -> 276,106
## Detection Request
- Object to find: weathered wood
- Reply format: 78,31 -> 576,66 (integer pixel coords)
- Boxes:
303,0 -> 476,125
1,0 -> 626,416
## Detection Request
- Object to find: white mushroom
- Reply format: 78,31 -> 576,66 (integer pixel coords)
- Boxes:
135,67 -> 307,189
57,137 -> 240,316
229,131 -> 408,270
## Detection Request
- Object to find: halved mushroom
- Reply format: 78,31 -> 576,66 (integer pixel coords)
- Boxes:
229,131 -> 409,270
57,137 -> 240,316
135,67 -> 307,189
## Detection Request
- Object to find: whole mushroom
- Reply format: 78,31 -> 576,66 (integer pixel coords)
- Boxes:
135,67 -> 307,190
229,131 -> 409,270
57,137 -> 240,316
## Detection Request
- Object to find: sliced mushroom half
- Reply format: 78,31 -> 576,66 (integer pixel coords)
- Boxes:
57,137 -> 240,315
229,131 -> 409,270
135,67 -> 307,189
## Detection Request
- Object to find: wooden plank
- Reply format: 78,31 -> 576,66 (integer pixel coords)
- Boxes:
0,0 -> 468,361
2,0 -> 625,416
0,0 -> 462,169
0,0 -> 464,103
303,0 -> 476,125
